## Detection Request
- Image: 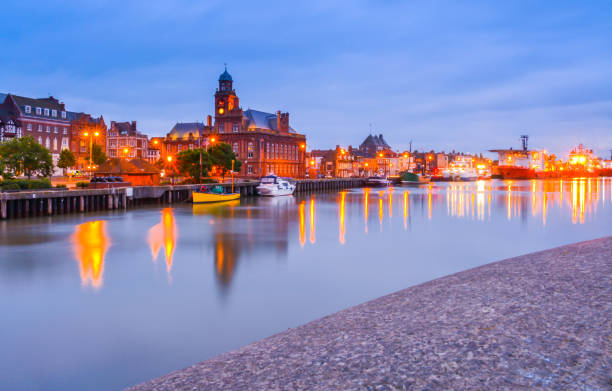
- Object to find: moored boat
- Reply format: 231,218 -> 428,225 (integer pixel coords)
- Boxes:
400,171 -> 431,185
365,175 -> 390,187
193,185 -> 240,203
257,174 -> 296,196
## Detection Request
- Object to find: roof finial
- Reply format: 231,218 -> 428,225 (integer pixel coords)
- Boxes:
224,62 -> 227,71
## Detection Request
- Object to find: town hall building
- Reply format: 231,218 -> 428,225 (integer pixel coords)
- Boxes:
211,68 -> 306,178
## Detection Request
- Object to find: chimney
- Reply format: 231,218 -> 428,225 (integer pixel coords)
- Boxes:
131,121 -> 137,131
277,111 -> 281,131
207,115 -> 212,127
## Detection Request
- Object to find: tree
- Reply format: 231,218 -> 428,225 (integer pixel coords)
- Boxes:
208,143 -> 242,178
0,136 -> 53,179
176,148 -> 212,183
57,149 -> 76,175
85,144 -> 107,166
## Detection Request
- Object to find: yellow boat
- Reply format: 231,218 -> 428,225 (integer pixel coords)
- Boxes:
193,185 -> 240,203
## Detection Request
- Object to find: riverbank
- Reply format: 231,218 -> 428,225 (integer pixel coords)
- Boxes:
127,237 -> 611,390
0,178 -> 364,219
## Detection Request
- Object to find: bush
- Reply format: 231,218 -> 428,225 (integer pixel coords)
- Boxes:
76,181 -> 90,188
1,183 -> 20,191
0,178 -> 52,191
55,184 -> 67,188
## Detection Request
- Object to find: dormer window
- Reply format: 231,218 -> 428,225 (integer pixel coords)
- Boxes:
36,107 -> 42,115
52,110 -> 57,117
25,105 -> 31,114
61,111 -> 66,119
44,108 -> 50,116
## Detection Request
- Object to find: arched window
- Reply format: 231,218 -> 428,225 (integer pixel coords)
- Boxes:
53,138 -> 58,151
37,136 -> 42,145
232,142 -> 239,154
45,137 -> 50,149
247,142 -> 254,158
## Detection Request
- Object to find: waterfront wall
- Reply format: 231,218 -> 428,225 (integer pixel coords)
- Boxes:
0,178 -> 365,220
126,237 -> 612,390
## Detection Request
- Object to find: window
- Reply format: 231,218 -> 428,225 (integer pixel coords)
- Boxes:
36,107 -> 42,115
266,143 -> 270,159
38,136 -> 42,145
44,108 -> 49,116
38,124 -> 42,131
109,140 -> 117,147
53,138 -> 58,151
63,128 -> 68,135
247,142 -> 254,158
53,126 -> 58,133
46,126 -> 50,132
109,150 -> 116,157
218,123 -> 224,133
247,165 -> 253,174
189,144 -> 194,150
80,140 -> 87,153
25,106 -> 31,114
129,140 -> 136,147
232,142 -> 239,154
232,123 -> 239,133
52,110 -> 57,117
27,123 -> 32,131
45,138 -> 50,148
61,111 -> 66,119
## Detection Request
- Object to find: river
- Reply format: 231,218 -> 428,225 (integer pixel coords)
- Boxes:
1,178 -> 611,390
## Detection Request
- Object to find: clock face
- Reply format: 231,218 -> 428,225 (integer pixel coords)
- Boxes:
218,108 -> 225,115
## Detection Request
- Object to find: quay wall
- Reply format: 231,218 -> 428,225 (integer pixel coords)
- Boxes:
0,178 -> 365,220
127,237 -> 612,390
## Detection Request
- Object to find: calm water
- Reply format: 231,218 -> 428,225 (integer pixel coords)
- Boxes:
1,178 -> 611,390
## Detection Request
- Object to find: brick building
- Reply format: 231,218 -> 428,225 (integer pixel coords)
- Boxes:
211,68 -> 306,178
106,121 -> 149,159
69,113 -> 107,170
0,93 -> 71,174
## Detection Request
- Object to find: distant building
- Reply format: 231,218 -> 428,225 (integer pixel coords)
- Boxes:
69,113 -> 107,170
0,93 -> 71,174
358,134 -> 393,158
106,121 -> 149,159
211,67 -> 307,178
310,146 -> 359,178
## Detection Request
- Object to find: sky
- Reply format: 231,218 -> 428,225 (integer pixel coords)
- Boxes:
1,0 -> 611,158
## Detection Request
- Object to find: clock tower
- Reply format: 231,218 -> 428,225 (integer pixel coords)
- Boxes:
214,66 -> 242,133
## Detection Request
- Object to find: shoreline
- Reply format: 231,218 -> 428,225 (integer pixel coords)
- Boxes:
126,236 -> 612,390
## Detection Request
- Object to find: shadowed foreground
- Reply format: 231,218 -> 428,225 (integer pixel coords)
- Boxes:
127,237 -> 611,390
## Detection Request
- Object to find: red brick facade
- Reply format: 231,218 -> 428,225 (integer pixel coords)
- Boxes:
211,68 -> 306,178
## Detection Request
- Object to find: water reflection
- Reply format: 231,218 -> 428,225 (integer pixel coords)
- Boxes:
147,208 -> 178,277
339,192 -> 346,245
72,221 -> 110,289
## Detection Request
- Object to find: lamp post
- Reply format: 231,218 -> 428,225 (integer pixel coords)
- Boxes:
83,131 -> 99,177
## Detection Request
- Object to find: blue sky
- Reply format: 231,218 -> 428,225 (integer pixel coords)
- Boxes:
2,0 -> 611,158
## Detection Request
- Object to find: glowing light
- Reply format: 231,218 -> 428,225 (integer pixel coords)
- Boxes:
300,144 -> 305,149
211,138 -> 216,143
340,149 -> 346,155
167,156 -> 172,162
364,163 -> 369,167
339,192 -> 346,244
94,132 -> 99,137
123,148 -> 128,154
364,188 -> 370,233
147,208 -> 178,277
310,160 -> 315,166
378,152 -> 383,158
299,201 -> 306,247
72,221 -> 110,289
154,140 -> 158,145
84,132 -> 89,137
218,108 -> 225,114
309,198 -> 316,244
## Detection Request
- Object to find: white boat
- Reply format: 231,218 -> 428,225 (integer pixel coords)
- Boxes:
256,175 -> 296,196
444,156 -> 479,181
365,176 -> 390,187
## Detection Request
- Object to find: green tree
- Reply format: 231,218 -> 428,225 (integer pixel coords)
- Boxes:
0,136 -> 54,179
176,148 -> 212,183
208,143 -> 242,178
57,149 -> 76,174
85,144 -> 108,166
